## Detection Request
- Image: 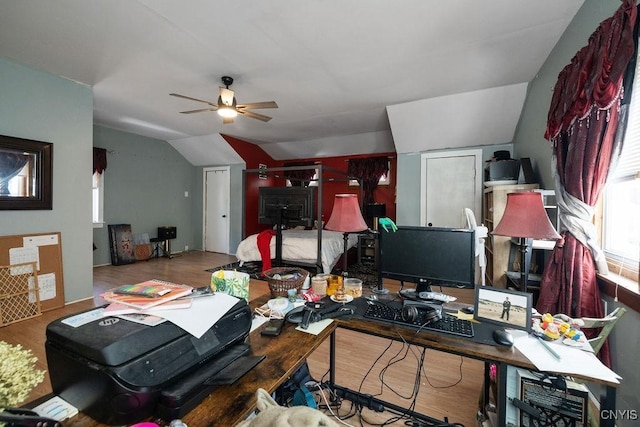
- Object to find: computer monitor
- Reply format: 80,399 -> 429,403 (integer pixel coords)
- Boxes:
379,226 -> 475,292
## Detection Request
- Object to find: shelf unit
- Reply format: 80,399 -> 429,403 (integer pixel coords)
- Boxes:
483,183 -> 539,288
357,233 -> 379,270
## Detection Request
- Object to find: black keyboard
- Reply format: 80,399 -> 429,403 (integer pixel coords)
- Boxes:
363,303 -> 474,338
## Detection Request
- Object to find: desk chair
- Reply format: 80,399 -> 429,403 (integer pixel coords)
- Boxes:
581,307 -> 626,354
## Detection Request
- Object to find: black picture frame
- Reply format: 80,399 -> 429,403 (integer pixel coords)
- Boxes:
473,286 -> 532,332
0,134 -> 53,210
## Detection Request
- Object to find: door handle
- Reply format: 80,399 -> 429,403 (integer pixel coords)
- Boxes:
222,215 -> 227,218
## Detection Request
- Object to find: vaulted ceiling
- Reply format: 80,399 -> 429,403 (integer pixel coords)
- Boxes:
0,1 -> 583,164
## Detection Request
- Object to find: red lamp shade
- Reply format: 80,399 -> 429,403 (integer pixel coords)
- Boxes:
492,192 -> 561,240
325,194 -> 368,233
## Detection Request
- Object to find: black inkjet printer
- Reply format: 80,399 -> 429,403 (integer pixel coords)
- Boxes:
45,299 -> 252,425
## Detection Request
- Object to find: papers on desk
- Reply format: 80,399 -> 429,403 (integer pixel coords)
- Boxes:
149,292 -> 240,338
101,292 -> 240,338
511,330 -> 621,384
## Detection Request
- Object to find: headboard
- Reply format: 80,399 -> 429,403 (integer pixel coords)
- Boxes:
258,187 -> 316,228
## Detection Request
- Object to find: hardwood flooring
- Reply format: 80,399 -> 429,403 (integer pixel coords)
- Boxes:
1,251 -> 483,427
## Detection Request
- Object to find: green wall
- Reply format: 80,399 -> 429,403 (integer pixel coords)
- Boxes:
0,57 -> 93,302
92,126 -> 197,266
395,144 -> 512,226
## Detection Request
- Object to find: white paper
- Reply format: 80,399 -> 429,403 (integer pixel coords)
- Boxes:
32,395 -> 78,421
37,272 -> 57,301
8,246 -> 40,272
149,292 -> 240,338
251,316 -> 270,332
61,308 -> 104,328
512,331 -> 621,384
23,234 -> 59,247
295,318 -> 333,335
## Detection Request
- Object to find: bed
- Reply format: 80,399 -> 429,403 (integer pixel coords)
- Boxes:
242,164 -> 363,274
236,229 -> 359,274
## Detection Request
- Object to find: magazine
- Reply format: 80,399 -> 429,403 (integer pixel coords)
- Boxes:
101,279 -> 193,310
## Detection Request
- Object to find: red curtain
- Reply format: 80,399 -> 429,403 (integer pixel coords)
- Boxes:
284,162 -> 316,187
347,156 -> 389,206
538,0 -> 637,367
93,147 -> 108,175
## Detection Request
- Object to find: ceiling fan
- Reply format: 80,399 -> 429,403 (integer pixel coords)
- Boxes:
170,76 -> 278,124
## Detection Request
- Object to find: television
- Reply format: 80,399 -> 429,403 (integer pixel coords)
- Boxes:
258,187 -> 316,228
379,226 -> 476,292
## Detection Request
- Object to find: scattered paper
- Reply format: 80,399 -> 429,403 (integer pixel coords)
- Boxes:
61,308 -> 104,328
251,316 -> 270,332
150,292 -> 240,338
295,318 -> 333,335
32,395 -> 78,421
512,331 -> 621,384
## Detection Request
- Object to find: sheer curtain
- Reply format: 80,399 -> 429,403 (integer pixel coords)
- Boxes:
538,0 -> 637,366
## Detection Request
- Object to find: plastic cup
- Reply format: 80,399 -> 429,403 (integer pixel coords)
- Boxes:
311,276 -> 328,297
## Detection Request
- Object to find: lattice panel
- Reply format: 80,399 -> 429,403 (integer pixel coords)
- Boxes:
0,262 -> 41,326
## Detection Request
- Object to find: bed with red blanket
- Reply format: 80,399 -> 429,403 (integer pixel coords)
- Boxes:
235,229 -> 358,274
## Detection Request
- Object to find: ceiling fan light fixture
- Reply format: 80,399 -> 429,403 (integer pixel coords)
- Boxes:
217,106 -> 238,118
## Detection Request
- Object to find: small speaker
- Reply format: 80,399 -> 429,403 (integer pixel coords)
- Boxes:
158,226 -> 176,240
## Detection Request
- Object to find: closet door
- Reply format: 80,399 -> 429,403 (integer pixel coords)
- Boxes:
420,149 -> 482,228
203,167 -> 230,253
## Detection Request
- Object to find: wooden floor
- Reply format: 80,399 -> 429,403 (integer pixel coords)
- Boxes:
1,251 -> 483,427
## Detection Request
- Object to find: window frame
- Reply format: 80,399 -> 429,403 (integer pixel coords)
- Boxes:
92,171 -> 105,228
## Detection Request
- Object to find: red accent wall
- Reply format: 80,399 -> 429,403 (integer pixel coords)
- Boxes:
293,153 -> 397,226
222,135 -> 283,236
222,134 -> 396,236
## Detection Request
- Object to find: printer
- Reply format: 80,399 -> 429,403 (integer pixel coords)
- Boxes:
45,299 -> 252,425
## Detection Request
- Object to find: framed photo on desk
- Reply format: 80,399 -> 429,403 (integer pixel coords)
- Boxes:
473,287 -> 532,332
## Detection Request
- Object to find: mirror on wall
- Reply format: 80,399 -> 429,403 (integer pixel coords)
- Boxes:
0,135 -> 52,210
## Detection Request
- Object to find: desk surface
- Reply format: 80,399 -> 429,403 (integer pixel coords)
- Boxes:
59,292 -> 617,426
61,294 -> 334,426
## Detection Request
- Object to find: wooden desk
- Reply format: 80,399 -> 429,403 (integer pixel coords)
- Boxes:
56,294 -> 618,427
328,299 -> 619,427
59,294 -> 334,426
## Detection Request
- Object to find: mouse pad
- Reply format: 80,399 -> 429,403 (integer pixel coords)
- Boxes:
204,355 -> 266,386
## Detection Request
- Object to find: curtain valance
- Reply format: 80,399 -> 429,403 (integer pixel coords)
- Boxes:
93,147 -> 108,175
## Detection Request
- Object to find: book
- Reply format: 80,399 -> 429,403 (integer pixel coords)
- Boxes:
102,298 -> 193,316
113,282 -> 176,298
101,279 -> 193,310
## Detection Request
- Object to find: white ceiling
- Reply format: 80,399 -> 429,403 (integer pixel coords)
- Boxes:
0,0 -> 583,164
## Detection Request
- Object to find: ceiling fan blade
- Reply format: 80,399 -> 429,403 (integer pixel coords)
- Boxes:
180,108 -> 217,114
238,109 -> 272,122
219,87 -> 235,106
222,116 -> 234,124
237,101 -> 278,110
170,93 -> 217,106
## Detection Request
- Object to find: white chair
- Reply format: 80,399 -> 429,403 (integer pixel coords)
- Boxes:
464,208 -> 488,286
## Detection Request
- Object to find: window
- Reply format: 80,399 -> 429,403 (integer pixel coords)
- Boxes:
601,47 -> 640,287
348,161 -> 391,186
92,171 -> 104,228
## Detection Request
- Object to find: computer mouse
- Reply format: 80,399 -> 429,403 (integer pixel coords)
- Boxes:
492,329 -> 514,347
461,306 -> 474,314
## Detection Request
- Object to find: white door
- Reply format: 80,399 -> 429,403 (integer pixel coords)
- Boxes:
203,167 -> 230,253
420,150 -> 482,227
